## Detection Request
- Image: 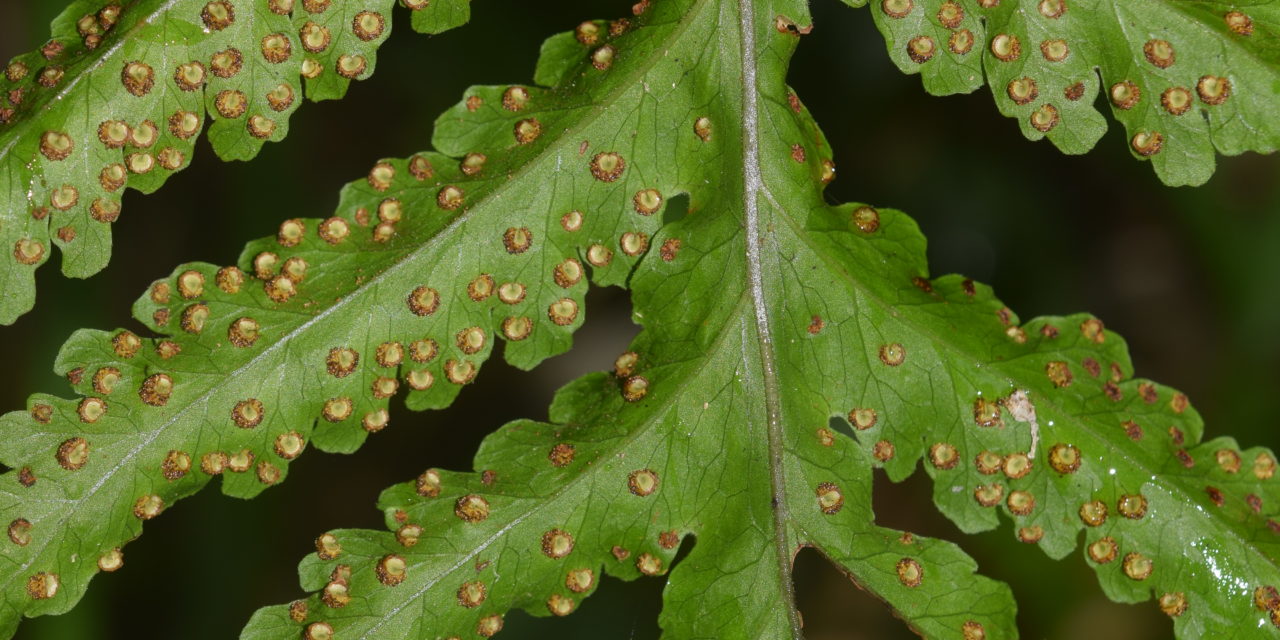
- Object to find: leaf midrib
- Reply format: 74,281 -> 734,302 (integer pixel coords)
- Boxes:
732,0 -> 805,637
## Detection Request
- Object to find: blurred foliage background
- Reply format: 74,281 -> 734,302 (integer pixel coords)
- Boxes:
3,1 -> 1279,638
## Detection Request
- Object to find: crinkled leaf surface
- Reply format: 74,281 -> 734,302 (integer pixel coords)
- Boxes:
221,1 -> 1280,639
0,0 -> 471,325
849,0 -> 1280,187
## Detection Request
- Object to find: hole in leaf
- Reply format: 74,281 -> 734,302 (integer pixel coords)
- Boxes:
871,467 -> 960,539
870,469 -> 1174,638
662,192 -> 690,225
531,285 -> 639,416
793,547 -> 917,639
828,415 -> 856,442
502,573 -> 663,639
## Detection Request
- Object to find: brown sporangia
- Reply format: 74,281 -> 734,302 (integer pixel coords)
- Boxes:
975,450 -> 1003,475
514,118 -> 542,144
457,581 -> 486,607
1225,11 -> 1254,35
1143,39 -> 1175,68
628,469 -> 659,496
352,11 -> 385,40
906,36 -> 936,64
973,397 -> 1001,427
694,116 -> 712,141
592,45 -> 616,70
1159,592 -> 1188,618
878,343 -> 905,366
1103,381 -> 1123,402
549,298 -> 580,326
1011,525 -> 1043,545
1110,81 -> 1141,110
590,152 -> 625,182
1118,493 -> 1148,519
1041,39 -> 1069,62
368,162 -> 395,191
232,398 -> 265,428
1162,87 -> 1192,115
565,568 -> 594,593
1007,77 -> 1038,105
1045,361 -> 1073,387
476,615 -> 505,638
407,286 -> 440,316
873,440 -> 895,461
227,317 -> 261,348
161,450 -> 191,480
1088,537 -> 1118,564
1176,449 -> 1195,468
1079,499 -> 1107,527
1197,75 -> 1231,105
416,469 -> 442,497
376,554 -> 407,586
56,437 -> 90,471
849,407 -> 877,430
542,529 -> 575,558
948,29 -> 974,55
454,494 -> 490,522
133,494 -> 164,520
1131,131 -> 1163,157
882,0 -> 913,19
990,34 -> 1021,61
1030,104 -> 1059,132
139,374 -> 173,406
807,315 -> 824,334
445,359 -> 477,384
620,231 -> 649,257
1205,486 -> 1225,507
1003,452 -> 1032,479
636,553 -> 663,576
437,185 -> 464,210
1122,552 -> 1153,580
322,397 -> 352,422
1048,443 -> 1081,474
1006,490 -> 1035,516
937,1 -> 963,27
817,482 -> 845,514
1075,318 -> 1106,345
548,443 -> 576,467
929,443 -> 959,470
210,48 -> 243,78
1121,420 -> 1143,440
852,206 -> 880,233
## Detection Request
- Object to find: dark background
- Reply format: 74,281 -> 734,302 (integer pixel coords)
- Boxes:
3,1 -> 1279,638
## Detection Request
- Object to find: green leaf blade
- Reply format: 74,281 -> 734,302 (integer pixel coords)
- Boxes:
241,3 -> 1024,639
856,0 -> 1280,185
6,0 -> 1278,637
240,1 -> 1280,638
0,0 -> 469,325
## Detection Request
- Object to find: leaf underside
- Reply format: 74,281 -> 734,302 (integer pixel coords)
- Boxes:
850,0 -> 1280,187
0,0 -> 471,325
0,0 -> 1277,639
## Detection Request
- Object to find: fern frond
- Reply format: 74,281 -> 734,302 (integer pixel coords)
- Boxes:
6,0 -> 1278,638
0,0 -> 471,325
849,0 -> 1280,187
225,1 -> 1275,638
